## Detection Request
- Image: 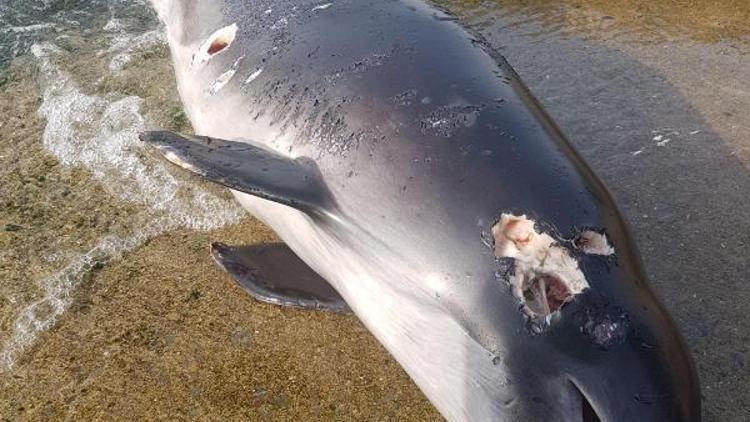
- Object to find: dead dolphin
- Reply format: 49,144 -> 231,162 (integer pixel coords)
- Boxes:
143,0 -> 701,420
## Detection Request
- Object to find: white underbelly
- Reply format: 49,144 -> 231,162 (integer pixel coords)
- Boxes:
231,191 -> 516,422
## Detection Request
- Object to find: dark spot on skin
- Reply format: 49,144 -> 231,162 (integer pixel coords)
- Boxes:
581,312 -> 630,349
570,294 -> 631,348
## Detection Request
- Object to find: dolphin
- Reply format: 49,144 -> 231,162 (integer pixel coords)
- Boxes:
143,1 -> 701,420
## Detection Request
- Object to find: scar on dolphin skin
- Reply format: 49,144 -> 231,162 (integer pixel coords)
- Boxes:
192,23 -> 238,67
311,3 -> 333,11
492,214 -> 590,317
209,56 -> 244,95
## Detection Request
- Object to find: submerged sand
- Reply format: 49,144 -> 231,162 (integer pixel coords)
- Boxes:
0,219 -> 437,420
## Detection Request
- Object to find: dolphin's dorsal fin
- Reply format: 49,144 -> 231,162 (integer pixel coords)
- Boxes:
139,131 -> 335,217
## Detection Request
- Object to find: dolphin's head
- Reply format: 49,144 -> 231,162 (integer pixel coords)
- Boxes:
481,213 -> 701,421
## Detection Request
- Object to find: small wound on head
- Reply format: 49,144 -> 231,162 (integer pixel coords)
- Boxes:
192,23 -> 238,66
575,230 -> 615,256
208,40 -> 228,55
492,214 -> 589,317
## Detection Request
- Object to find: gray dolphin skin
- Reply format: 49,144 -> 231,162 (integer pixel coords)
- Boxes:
144,1 -> 700,420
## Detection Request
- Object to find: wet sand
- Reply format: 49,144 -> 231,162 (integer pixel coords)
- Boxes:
1,0 -> 749,420
0,219 -> 437,420
438,0 -> 750,42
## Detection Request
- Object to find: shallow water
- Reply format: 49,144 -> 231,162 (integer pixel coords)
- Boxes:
0,0 -> 245,369
0,0 -> 748,420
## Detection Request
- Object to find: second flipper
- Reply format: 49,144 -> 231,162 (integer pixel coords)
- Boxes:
211,242 -> 351,313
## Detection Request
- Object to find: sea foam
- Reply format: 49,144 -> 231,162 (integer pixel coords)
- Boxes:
0,41 -> 243,369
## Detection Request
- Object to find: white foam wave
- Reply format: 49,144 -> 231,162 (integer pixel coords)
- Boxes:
32,42 -> 241,224
1,217 -> 164,368
5,23 -> 55,33
106,28 -> 166,72
0,42 -> 244,370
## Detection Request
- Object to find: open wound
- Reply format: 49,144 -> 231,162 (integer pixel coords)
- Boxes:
192,23 -> 238,67
492,214 -> 612,317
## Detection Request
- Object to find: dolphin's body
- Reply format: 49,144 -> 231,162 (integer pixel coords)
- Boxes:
145,1 -> 700,420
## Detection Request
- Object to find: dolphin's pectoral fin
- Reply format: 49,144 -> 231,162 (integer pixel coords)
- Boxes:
210,242 -> 351,313
139,131 -> 336,217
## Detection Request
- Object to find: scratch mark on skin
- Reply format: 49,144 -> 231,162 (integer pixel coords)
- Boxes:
653,134 -> 672,147
243,68 -> 263,85
209,56 -> 244,95
312,3 -> 333,11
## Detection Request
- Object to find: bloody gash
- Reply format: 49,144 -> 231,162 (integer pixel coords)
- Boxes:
142,1 -> 701,420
